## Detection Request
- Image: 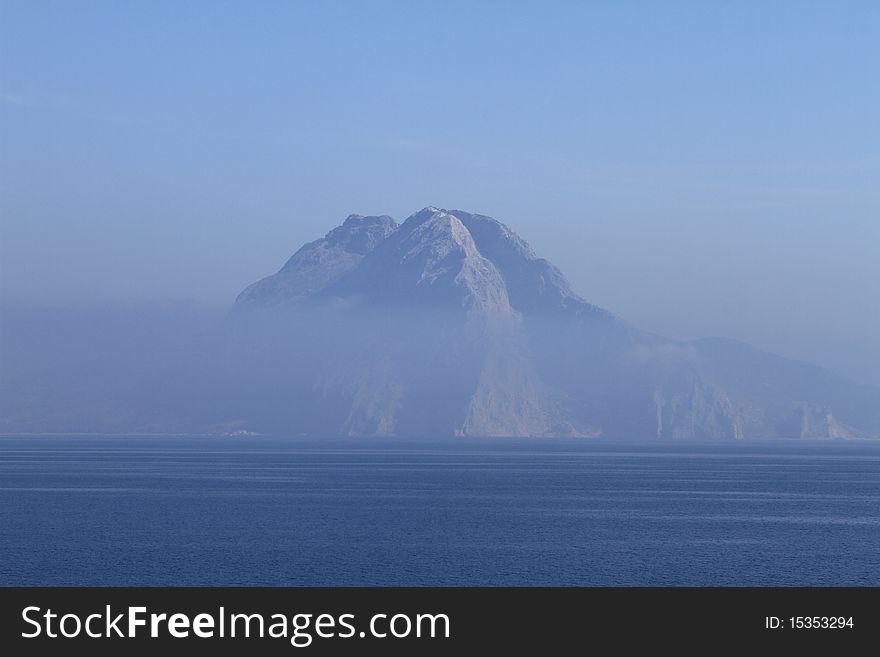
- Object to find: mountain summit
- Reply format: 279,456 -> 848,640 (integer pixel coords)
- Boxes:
235,207 -> 611,320
221,207 -> 878,439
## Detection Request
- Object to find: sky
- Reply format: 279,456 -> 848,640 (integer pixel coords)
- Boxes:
1,1 -> 878,383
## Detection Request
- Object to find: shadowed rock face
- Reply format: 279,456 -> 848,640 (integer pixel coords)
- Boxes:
233,214 -> 398,309
221,207 -> 879,439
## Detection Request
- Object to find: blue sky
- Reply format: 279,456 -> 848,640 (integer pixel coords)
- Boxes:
1,1 -> 878,382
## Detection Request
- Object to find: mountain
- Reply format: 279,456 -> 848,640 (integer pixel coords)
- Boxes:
220,207 -> 879,439
1,207 -> 875,438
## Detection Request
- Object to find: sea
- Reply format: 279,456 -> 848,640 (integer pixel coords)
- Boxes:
1,437 -> 878,586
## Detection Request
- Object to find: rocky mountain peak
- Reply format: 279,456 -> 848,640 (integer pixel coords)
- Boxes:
315,214 -> 398,257
396,208 -> 481,261
234,207 -> 620,323
319,207 -> 511,313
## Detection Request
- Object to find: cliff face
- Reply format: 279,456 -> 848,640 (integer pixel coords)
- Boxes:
222,207 -> 879,439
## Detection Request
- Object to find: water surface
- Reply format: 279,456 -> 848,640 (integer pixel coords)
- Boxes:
1,437 -> 878,585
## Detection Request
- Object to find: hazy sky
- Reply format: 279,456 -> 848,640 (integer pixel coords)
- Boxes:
1,1 -> 878,383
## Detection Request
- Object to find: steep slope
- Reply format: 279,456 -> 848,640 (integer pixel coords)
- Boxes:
233,214 -> 397,310
450,209 -> 617,322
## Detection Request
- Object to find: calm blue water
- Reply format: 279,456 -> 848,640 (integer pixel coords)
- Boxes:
0,437 -> 878,586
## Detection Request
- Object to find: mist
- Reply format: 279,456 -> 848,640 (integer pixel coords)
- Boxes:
1,1 -> 878,433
